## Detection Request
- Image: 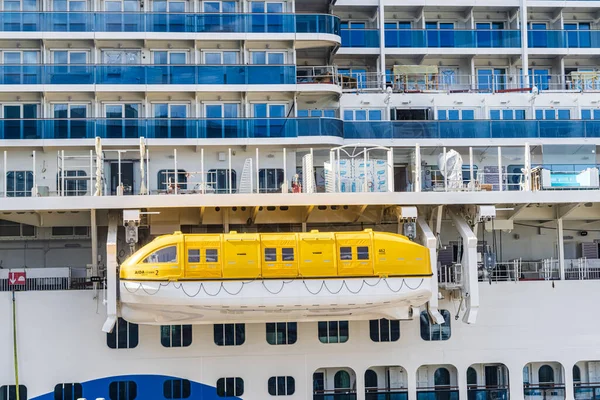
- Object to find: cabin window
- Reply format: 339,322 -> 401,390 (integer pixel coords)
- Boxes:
54,383 -> 83,400
160,325 -> 192,347
188,249 -> 200,263
268,376 -> 295,396
282,248 -> 294,261
318,321 -> 349,343
216,378 -> 244,397
266,322 -> 297,345
265,248 -> 277,262
340,247 -> 352,260
56,170 -> 87,196
107,317 -> 139,349
357,246 -> 369,260
214,323 -> 245,346
0,385 -> 27,400
163,379 -> 191,399
0,220 -> 35,238
6,171 -> 33,197
420,310 -> 451,341
369,319 -> 400,342
108,381 -> 137,400
143,245 -> 177,263
206,249 -> 218,262
157,169 -> 188,191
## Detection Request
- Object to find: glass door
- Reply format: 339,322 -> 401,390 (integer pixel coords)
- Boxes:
251,1 -> 284,32
205,103 -> 238,138
50,50 -> 89,83
3,104 -> 38,139
253,103 -> 285,137
153,103 -> 188,138
53,103 -> 88,138
203,1 -> 237,31
103,0 -> 140,31
52,0 -> 87,31
104,104 -> 140,138
152,0 -> 186,32
3,0 -> 38,30
3,51 -> 39,84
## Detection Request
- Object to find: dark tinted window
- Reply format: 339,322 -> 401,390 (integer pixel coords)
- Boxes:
265,248 -> 277,262
318,321 -> 349,343
108,381 -> 137,400
54,383 -> 83,400
216,378 -> 244,397
357,246 -> 369,260
266,322 -> 297,345
281,248 -> 294,261
214,323 -> 245,346
163,379 -> 191,399
340,247 -> 352,260
268,376 -> 295,396
206,249 -> 218,262
420,310 -> 451,341
161,325 -> 192,347
107,318 -> 139,349
0,385 -> 27,400
188,249 -> 200,263
369,319 -> 400,342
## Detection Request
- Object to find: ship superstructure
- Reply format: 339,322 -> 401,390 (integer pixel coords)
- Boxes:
1,0 -> 600,399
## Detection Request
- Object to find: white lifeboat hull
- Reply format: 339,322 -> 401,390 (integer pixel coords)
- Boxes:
119,277 -> 432,324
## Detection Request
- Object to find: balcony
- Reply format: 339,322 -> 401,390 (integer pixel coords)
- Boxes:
340,28 -> 380,47
0,12 -> 340,35
0,118 -> 344,140
3,119 -> 600,140
416,389 -> 459,400
0,267 -> 90,291
528,29 -> 600,48
0,64 -> 297,85
384,29 -> 521,48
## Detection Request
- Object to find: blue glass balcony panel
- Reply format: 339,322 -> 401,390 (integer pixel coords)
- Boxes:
528,30 -> 600,48
0,65 -> 296,85
340,29 -> 380,47
416,390 -> 459,400
2,119 -> 600,140
384,30 -> 521,48
0,12 -> 339,35
366,391 -> 408,400
467,388 -> 509,400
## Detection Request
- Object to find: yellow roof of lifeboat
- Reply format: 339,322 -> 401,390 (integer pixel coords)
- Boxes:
119,230 -> 431,281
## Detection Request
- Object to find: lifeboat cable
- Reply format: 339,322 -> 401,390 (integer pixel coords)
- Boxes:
12,291 -> 20,400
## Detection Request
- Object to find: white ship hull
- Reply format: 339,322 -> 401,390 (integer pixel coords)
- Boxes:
120,277 -> 432,324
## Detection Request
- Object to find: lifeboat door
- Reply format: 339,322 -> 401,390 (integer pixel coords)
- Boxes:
184,235 -> 222,279
335,232 -> 374,276
223,234 -> 261,279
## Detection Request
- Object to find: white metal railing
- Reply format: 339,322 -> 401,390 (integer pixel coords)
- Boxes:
0,267 -> 91,292
340,72 -> 600,94
438,264 -> 463,287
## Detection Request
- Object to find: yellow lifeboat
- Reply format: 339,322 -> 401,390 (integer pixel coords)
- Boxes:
119,230 -> 433,325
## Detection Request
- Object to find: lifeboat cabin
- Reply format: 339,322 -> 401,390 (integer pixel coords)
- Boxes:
119,230 -> 433,325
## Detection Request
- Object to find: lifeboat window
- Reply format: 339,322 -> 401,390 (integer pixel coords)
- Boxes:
206,249 -> 219,263
420,310 -> 451,341
214,323 -> 245,346
318,321 -> 349,344
265,248 -> 277,262
357,246 -> 369,260
0,385 -> 27,400
266,322 -> 297,345
108,381 -> 137,400
268,376 -> 295,396
106,317 -> 138,349
216,377 -> 244,397
282,248 -> 294,261
369,318 -> 400,342
340,247 -> 352,260
143,246 -> 177,263
161,325 -> 192,348
54,383 -> 83,400
163,379 -> 191,399
188,249 -> 200,263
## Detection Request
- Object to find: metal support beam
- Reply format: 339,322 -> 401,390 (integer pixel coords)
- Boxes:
251,206 -> 260,224
559,203 -> 582,219
449,210 -> 479,324
353,204 -> 368,223
557,216 -> 565,280
304,205 -> 314,223
102,211 -> 119,333
416,216 -> 445,324
223,208 -> 230,233
199,207 -> 205,225
508,203 -> 530,220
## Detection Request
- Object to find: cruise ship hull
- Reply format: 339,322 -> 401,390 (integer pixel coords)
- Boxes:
119,277 -> 432,324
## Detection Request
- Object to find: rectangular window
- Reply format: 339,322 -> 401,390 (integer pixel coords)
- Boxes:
163,379 -> 191,399
188,249 -> 200,263
0,386 -> 27,400
207,169 -> 237,193
6,171 -> 33,197
438,109 -> 476,120
216,377 -> 244,397
340,247 -> 352,260
281,248 -> 294,261
258,168 -> 284,193
343,109 -> 383,121
106,317 -> 139,349
109,381 -> 137,400
420,309 -> 451,341
318,321 -> 349,343
0,220 -> 35,238
268,376 -> 295,396
161,325 -> 192,347
157,169 -> 188,191
369,319 -> 400,342
214,323 -> 245,346
54,383 -> 83,400
357,246 -> 369,260
51,226 -> 89,237
266,322 -> 297,345
265,248 -> 277,262
206,249 -> 218,263
56,170 -> 87,196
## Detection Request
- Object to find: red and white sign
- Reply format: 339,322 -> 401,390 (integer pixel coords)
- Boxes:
8,271 -> 26,286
